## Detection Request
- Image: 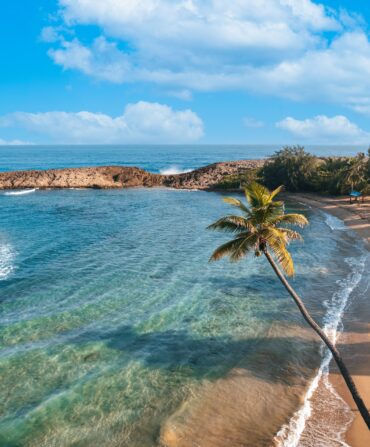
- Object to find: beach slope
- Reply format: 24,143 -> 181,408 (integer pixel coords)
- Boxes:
286,193 -> 370,447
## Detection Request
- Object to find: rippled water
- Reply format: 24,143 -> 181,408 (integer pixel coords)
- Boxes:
0,188 -> 366,446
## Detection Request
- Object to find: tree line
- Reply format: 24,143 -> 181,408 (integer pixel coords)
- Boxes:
217,146 -> 370,195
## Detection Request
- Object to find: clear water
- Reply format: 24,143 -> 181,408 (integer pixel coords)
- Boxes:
0,184 -> 366,446
0,144 -> 364,173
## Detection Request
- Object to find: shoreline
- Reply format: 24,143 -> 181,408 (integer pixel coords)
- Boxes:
3,171 -> 369,445
285,193 -> 370,447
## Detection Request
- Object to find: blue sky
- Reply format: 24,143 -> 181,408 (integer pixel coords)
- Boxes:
1,0 -> 370,145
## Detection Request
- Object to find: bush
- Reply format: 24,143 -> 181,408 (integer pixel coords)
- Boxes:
260,146 -> 320,192
260,147 -> 369,195
312,157 -> 352,194
317,153 -> 367,194
215,168 -> 260,190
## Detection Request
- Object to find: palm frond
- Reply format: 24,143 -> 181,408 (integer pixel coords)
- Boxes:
244,182 -> 272,207
251,202 -> 284,225
270,213 -> 308,227
209,233 -> 258,262
262,228 -> 295,276
223,197 -> 250,214
269,185 -> 284,200
271,242 -> 295,277
207,215 -> 255,233
279,228 -> 303,242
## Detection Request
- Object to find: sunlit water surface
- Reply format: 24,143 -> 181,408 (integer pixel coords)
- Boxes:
0,188 -> 367,446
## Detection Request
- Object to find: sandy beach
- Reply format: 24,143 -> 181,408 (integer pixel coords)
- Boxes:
286,193 -> 370,447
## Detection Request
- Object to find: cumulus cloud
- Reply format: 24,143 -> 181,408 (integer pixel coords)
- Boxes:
59,0 -> 338,55
51,0 -> 339,73
49,37 -> 131,83
277,115 -> 370,143
0,102 -> 203,144
42,1 -> 370,112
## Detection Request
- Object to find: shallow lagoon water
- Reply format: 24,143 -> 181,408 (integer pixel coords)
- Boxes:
0,188 -> 366,446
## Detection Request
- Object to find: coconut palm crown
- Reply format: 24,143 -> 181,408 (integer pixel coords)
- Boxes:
208,182 -> 308,276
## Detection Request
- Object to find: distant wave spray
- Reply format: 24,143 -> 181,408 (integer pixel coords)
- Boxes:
160,166 -> 192,175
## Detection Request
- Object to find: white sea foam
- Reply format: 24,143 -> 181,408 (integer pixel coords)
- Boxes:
4,188 -> 37,196
0,242 -> 16,280
274,251 -> 367,447
160,166 -> 192,175
323,213 -> 348,231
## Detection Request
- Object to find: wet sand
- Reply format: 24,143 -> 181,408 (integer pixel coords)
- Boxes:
160,324 -> 320,447
286,193 -> 370,447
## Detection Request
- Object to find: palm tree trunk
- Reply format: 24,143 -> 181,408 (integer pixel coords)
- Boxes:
263,249 -> 370,429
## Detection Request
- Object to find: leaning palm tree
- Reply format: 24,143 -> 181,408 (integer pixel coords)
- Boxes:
208,182 -> 370,428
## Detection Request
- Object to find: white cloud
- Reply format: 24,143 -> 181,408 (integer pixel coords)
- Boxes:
0,102 -> 204,144
59,0 -> 338,53
49,37 -> 130,83
43,1 -> 370,113
276,115 -> 370,143
243,117 -> 264,128
53,1 -> 339,74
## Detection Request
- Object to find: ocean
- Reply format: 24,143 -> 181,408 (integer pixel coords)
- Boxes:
0,144 -> 366,173
0,145 -> 369,446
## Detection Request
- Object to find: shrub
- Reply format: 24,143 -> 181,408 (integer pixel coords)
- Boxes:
215,168 -> 260,190
260,146 -> 320,192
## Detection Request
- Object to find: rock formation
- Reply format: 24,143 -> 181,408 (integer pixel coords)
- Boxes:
0,160 -> 266,191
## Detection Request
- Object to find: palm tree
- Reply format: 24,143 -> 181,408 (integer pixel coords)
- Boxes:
207,182 -> 370,428
343,152 -> 368,193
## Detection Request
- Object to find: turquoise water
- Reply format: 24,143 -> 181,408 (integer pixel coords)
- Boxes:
0,187 -> 366,446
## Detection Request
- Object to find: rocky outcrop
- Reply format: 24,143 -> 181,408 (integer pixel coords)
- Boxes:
0,166 -> 163,190
164,160 -> 265,189
0,160 -> 266,191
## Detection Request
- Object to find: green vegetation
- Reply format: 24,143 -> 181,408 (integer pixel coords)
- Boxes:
260,146 -> 320,192
215,168 -> 259,190
260,146 -> 370,194
207,182 -> 370,428
219,146 -> 370,195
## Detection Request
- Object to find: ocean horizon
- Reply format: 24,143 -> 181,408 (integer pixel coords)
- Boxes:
0,144 -> 367,174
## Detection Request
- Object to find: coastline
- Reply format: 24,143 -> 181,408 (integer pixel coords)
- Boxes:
0,161 -> 265,191
285,193 -> 370,447
2,161 -> 369,445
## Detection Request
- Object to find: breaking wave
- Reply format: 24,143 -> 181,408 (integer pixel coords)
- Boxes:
4,188 -> 37,196
323,213 -> 348,231
160,166 -> 193,175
